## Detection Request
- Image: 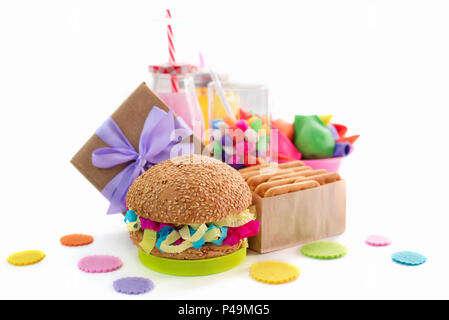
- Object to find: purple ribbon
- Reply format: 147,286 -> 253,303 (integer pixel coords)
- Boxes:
92,107 -> 193,214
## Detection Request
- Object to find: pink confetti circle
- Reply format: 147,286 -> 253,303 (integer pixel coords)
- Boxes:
365,235 -> 391,247
78,255 -> 122,273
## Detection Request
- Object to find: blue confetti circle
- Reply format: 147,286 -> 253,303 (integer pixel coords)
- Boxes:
392,251 -> 426,266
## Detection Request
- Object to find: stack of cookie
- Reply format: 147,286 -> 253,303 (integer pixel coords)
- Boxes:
239,161 -> 346,254
239,160 -> 341,198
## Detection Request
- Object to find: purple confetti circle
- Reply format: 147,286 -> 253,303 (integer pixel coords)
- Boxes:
113,277 -> 154,295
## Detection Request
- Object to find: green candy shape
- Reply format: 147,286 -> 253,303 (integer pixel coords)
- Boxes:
251,119 -> 262,132
256,136 -> 268,152
293,115 -> 335,159
212,140 -> 223,158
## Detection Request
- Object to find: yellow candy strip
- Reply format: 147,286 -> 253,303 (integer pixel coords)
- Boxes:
179,224 -> 208,242
160,230 -> 194,253
139,229 -> 157,254
213,209 -> 256,227
126,219 -> 141,232
203,227 -> 221,242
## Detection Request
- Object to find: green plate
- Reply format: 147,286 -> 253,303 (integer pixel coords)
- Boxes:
138,247 -> 247,276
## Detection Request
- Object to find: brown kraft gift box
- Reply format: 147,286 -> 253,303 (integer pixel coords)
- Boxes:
71,82 -> 203,195
248,180 -> 346,253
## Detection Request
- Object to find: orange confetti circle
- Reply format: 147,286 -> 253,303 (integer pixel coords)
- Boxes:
60,234 -> 94,247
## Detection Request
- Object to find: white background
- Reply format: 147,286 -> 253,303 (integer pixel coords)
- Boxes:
1,0 -> 448,300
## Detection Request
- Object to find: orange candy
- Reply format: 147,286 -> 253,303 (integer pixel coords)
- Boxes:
223,114 -> 237,127
60,234 -> 94,247
337,135 -> 360,145
247,117 -> 259,126
272,119 -> 294,141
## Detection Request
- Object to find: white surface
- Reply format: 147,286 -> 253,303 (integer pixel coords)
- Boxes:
1,0 -> 449,299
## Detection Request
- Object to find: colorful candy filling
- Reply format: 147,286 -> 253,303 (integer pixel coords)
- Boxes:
124,208 -> 260,254
210,109 -> 270,168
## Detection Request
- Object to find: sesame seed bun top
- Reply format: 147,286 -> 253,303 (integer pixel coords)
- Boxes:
126,154 -> 252,224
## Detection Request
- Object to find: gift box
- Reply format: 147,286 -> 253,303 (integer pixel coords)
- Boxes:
240,163 -> 346,253
71,82 -> 203,214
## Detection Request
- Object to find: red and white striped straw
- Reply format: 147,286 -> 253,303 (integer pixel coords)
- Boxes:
166,9 -> 178,93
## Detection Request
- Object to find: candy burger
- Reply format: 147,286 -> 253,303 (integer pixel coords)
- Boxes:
124,154 -> 260,276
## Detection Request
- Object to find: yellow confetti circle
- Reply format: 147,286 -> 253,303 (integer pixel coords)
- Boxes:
7,250 -> 46,266
250,261 -> 300,284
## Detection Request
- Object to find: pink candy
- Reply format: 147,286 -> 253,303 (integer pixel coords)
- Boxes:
235,141 -> 256,156
228,155 -> 241,165
223,220 -> 261,246
228,128 -> 245,143
235,119 -> 249,132
140,217 -> 174,232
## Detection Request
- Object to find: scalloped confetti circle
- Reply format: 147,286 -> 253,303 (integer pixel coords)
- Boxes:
113,277 -> 154,295
250,261 -> 300,284
7,250 -> 46,266
301,241 -> 347,259
392,251 -> 426,266
78,255 -> 122,273
60,234 -> 94,247
365,234 -> 391,247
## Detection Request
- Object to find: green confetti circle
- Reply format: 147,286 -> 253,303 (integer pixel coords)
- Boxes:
301,241 -> 347,259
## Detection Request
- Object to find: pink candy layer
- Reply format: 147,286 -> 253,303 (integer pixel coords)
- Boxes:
223,220 -> 260,246
139,217 -> 174,232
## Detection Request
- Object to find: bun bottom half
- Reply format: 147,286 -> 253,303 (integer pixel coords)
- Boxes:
130,230 -> 244,260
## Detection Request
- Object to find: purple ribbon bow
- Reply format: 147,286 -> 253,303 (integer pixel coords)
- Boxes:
92,107 -> 192,214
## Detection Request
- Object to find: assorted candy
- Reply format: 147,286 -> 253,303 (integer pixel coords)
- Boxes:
272,114 -> 359,161
211,110 -> 359,169
292,115 -> 357,159
210,108 -> 271,169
